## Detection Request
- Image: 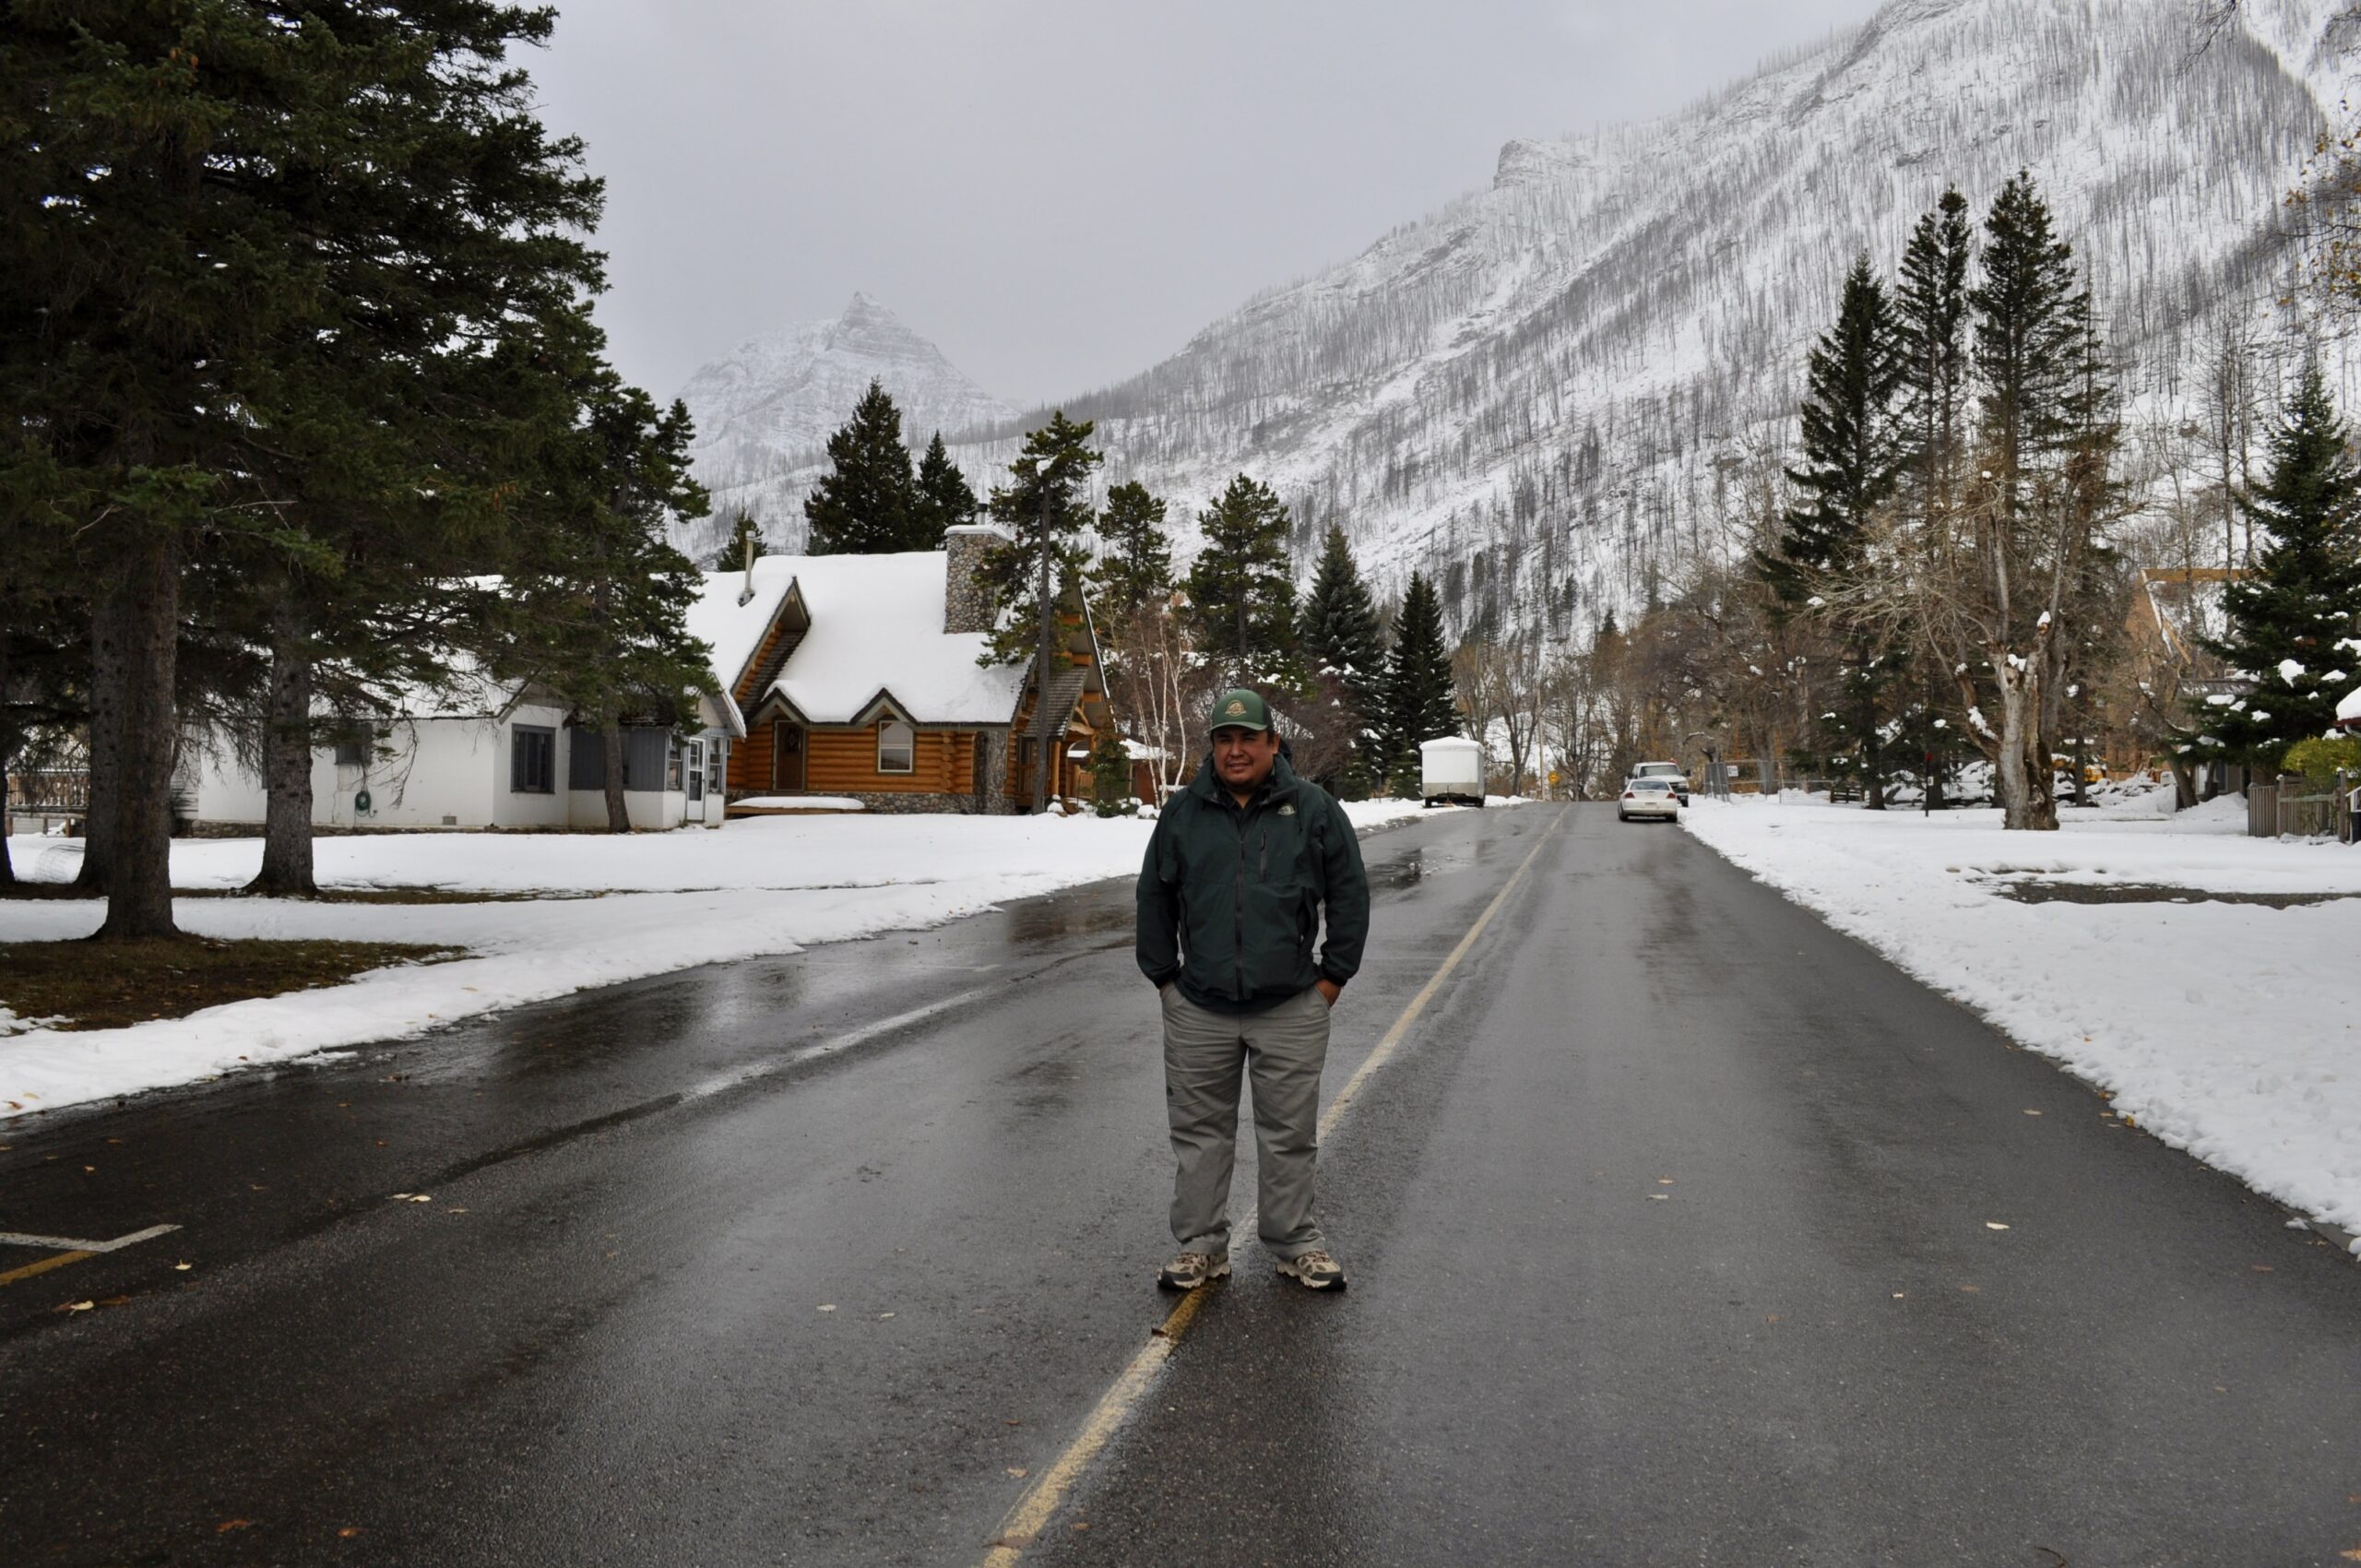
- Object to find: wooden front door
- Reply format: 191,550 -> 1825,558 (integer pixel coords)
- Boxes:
773,722 -> 806,792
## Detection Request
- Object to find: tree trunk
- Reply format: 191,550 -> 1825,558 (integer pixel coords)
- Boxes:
2168,753 -> 2199,811
1992,656 -> 2034,831
94,533 -> 182,940
602,710 -> 629,832
247,599 -> 318,895
2027,627 -> 2064,833
0,633 -> 14,889
76,587 -> 129,894
1859,659 -> 1886,810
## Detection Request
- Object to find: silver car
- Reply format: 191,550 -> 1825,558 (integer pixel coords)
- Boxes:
1618,778 -> 1681,822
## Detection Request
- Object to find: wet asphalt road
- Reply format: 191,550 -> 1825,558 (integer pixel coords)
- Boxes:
1,803 -> 2356,1567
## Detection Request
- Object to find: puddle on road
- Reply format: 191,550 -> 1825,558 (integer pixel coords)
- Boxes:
1377,847 -> 1477,888
1999,881 -> 2356,909
1004,897 -> 1133,944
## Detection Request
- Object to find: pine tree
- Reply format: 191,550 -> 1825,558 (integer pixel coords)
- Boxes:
1897,187 -> 1975,522
715,511 -> 765,570
1890,188 -> 1976,812
1755,255 -> 1908,805
1088,481 -> 1175,617
1959,170 -> 2101,831
1185,474 -> 1303,688
803,381 -> 917,554
501,371 -> 713,833
2195,360 -> 2361,769
1300,527 -> 1387,695
908,432 -> 979,547
1758,255 -> 1908,604
1299,525 -> 1387,790
1972,171 -> 2085,512
2,0 -> 605,932
1379,572 -> 1458,796
977,412 -> 1103,666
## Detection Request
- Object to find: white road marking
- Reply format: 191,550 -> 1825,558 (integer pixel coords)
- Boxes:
681,984 -> 1001,1102
0,1223 -> 180,1253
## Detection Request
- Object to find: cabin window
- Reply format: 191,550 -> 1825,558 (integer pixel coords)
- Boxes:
332,726 -> 373,766
877,718 -> 916,774
510,725 -> 556,793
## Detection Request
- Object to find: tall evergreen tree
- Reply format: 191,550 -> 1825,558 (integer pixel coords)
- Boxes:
977,412 -> 1103,666
1300,526 -> 1387,696
1937,171 -> 2113,832
908,432 -> 979,546
1971,171 -> 2085,512
1379,572 -> 1458,796
1185,474 -> 1302,687
1757,255 -> 1909,805
1891,188 -> 1976,811
3,0 -> 604,934
1088,481 -> 1175,617
2194,360 -> 2361,769
803,380 -> 916,554
1759,255 -> 1909,603
1897,187 -> 1975,521
1299,525 -> 1388,790
501,371 -> 713,834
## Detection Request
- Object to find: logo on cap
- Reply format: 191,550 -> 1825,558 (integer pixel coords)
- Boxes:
1226,700 -> 1245,716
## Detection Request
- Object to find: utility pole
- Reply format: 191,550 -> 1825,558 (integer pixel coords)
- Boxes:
1032,480 -> 1053,814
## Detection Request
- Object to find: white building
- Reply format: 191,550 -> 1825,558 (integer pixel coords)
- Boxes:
184,668 -> 740,834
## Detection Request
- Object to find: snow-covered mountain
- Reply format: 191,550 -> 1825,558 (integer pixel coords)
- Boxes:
682,0 -> 2358,634
678,293 -> 1017,552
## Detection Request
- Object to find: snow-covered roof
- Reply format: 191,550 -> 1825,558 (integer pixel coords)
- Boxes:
1418,736 -> 1482,754
727,550 -> 1027,726
2338,683 -> 2361,730
377,659 -> 528,720
685,558 -> 801,693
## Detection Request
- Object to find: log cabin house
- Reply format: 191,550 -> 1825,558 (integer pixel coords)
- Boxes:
691,524 -> 1111,815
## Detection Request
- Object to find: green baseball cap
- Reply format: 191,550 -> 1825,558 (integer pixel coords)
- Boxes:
1207,688 -> 1272,733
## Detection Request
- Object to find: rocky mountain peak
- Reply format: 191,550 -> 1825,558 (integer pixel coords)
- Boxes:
676,294 -> 1017,553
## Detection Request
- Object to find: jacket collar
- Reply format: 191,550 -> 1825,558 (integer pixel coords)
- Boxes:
1188,751 -> 1300,811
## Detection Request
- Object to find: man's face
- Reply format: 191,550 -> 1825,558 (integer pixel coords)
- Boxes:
1211,725 -> 1280,792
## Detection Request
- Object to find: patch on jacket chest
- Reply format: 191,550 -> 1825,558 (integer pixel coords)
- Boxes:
1277,803 -> 1296,815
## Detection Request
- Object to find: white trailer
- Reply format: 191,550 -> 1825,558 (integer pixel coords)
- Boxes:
1418,737 -> 1485,807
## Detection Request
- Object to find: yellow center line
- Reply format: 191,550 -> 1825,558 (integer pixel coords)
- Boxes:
0,1250 -> 95,1289
979,807 -> 1568,1564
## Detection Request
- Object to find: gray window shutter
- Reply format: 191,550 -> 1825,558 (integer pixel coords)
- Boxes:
625,728 -> 670,791
569,728 -> 605,790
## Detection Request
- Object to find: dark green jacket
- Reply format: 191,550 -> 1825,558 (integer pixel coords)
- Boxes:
1135,754 -> 1370,1014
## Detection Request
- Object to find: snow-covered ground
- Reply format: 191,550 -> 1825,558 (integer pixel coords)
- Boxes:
0,799 -> 1434,1120
1682,790 -> 2361,1251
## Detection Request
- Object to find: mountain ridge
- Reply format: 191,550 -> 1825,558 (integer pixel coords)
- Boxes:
677,0 -> 2355,646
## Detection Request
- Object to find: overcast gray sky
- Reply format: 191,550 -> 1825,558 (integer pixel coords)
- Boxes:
533,2 -> 1889,408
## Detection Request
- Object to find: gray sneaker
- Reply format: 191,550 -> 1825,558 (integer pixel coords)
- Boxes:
1156,1251 -> 1230,1291
1275,1249 -> 1347,1290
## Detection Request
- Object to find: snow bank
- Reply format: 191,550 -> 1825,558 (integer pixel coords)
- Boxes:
1,800 -> 1428,1121
1682,796 -> 2361,1246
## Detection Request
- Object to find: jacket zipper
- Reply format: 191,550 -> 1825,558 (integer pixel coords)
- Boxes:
1232,800 -> 1249,998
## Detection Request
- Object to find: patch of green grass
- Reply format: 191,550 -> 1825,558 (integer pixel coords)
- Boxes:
0,936 -> 464,1031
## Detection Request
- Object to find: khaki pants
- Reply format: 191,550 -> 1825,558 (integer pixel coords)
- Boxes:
1160,984 -> 1331,1261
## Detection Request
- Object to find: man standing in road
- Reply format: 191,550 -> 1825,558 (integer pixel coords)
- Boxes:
1135,688 -> 1370,1292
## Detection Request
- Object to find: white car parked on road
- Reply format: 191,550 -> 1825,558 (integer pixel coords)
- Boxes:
1629,760 -> 1691,804
1618,778 -> 1681,822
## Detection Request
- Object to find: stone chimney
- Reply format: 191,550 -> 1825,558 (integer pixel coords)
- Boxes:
943,522 -> 1012,635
